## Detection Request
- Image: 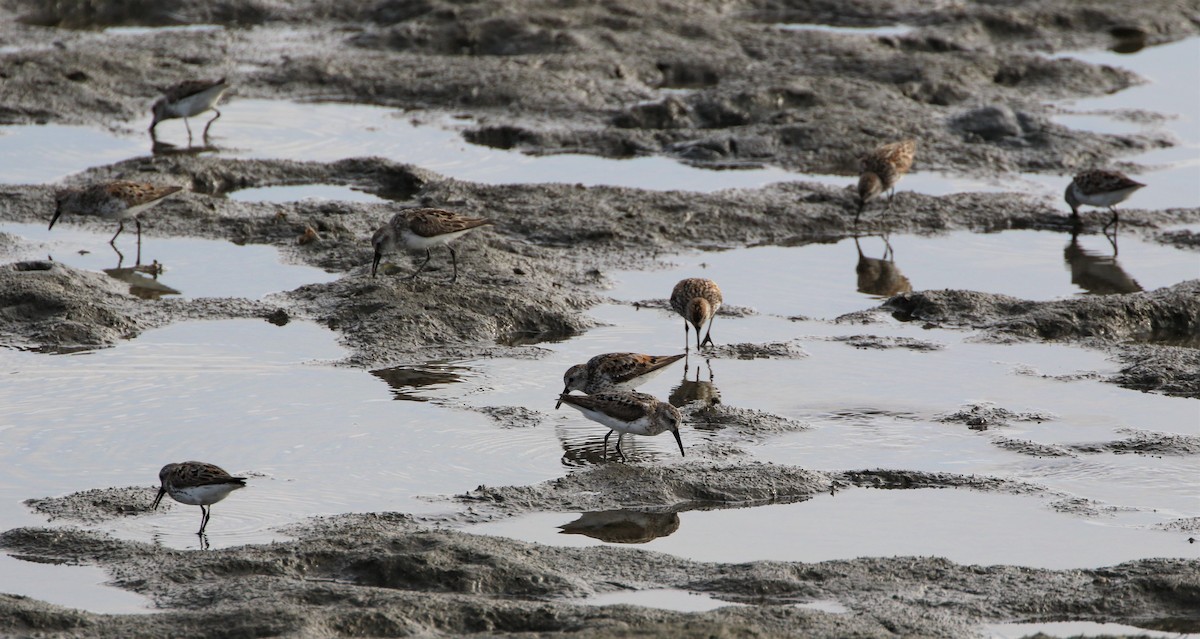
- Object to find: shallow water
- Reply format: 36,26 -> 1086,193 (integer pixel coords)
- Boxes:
984,621 -> 1196,639
0,221 -> 338,299
0,33 -> 1198,616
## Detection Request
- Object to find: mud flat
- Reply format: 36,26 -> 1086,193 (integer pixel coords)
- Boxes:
1,0 -> 1198,635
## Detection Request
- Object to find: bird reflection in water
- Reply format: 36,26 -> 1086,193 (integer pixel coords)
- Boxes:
854,235 -> 912,298
669,359 -> 720,408
104,260 -> 180,300
1064,229 -> 1142,295
369,362 -> 470,402
152,139 -> 220,157
558,510 -> 681,544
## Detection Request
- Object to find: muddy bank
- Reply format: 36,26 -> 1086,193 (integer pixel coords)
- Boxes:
2,0 -> 1197,178
3,518 -> 1198,639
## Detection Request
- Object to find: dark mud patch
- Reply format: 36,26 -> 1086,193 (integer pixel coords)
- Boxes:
939,403 -> 1056,430
1050,496 -> 1139,518
456,463 -> 836,516
839,469 -> 1048,495
704,339 -> 808,359
1115,344 -> 1200,399
0,261 -> 145,350
992,436 -> 1078,458
473,405 -> 547,429
685,403 -> 810,440
24,486 -> 154,524
1069,429 -> 1200,456
832,334 -> 944,351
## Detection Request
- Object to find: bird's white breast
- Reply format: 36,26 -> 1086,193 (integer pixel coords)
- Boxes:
169,483 -> 242,506
399,227 -> 474,250
575,406 -> 656,435
168,85 -> 228,118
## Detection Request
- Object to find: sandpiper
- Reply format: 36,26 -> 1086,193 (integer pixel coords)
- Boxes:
670,278 -> 723,351
856,139 -> 916,223
149,78 -> 230,143
50,181 -> 183,262
1064,169 -> 1145,230
560,352 -> 686,399
371,208 -> 494,283
152,461 -> 247,535
558,390 -> 684,461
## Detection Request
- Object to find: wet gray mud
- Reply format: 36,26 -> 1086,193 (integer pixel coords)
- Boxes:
2,0 -> 1199,636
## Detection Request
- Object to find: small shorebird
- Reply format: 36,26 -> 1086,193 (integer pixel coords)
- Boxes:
670,278 -> 723,351
371,208 -> 494,283
50,181 -> 183,263
558,390 -> 685,461
149,78 -> 230,143
560,352 -> 686,399
1064,169 -> 1145,230
152,461 -> 247,535
856,139 -> 916,224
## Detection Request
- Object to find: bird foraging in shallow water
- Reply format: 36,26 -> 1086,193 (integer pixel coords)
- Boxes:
1064,169 -> 1145,231
153,461 -> 246,535
150,78 -> 230,143
670,278 -> 723,351
370,208 -> 494,283
558,390 -> 684,461
50,181 -> 183,264
856,139 -> 916,224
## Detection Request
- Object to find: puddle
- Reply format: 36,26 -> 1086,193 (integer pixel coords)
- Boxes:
0,554 -> 153,614
0,221 -> 338,299
607,230 -> 1200,320
0,319 -> 570,555
464,489 -> 1197,570
984,620 -> 1197,639
226,184 -> 388,204
580,588 -> 743,612
775,23 -> 913,37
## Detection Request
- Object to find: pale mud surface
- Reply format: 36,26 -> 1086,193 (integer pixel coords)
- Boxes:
2,0 -> 1199,636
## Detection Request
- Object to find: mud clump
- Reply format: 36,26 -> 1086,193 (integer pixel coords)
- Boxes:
0,261 -> 143,350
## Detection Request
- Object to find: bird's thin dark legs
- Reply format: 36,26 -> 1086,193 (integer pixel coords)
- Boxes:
406,249 -> 434,280
109,221 -> 125,244
448,245 -> 459,283
203,109 -> 222,141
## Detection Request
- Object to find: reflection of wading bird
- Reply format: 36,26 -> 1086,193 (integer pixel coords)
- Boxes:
559,510 -> 681,544
670,278 -> 723,351
854,236 -> 912,297
558,390 -> 685,461
149,78 -> 230,143
856,139 -> 916,224
50,181 -> 183,265
1064,230 -> 1142,295
153,461 -> 247,535
371,208 -> 494,283
559,352 -> 686,402
669,360 -> 719,408
1064,169 -> 1145,231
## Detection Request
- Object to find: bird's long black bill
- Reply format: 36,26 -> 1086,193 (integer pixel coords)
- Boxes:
371,248 -> 382,278
555,386 -> 570,409
49,205 -> 63,231
672,428 -> 685,457
152,487 -> 166,510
